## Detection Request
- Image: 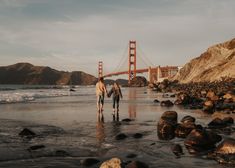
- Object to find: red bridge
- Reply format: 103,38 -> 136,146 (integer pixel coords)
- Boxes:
98,41 -> 179,84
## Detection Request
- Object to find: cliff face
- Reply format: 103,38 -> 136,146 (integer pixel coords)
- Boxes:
174,38 -> 235,83
0,63 -> 97,85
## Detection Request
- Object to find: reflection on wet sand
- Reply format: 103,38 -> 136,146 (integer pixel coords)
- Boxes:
96,114 -> 105,145
128,88 -> 137,119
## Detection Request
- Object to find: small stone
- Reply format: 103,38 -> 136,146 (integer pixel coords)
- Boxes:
28,145 -> 45,151
81,158 -> 100,167
133,133 -> 143,139
126,153 -> 137,158
115,133 -> 127,140
19,128 -> 36,137
122,118 -> 132,122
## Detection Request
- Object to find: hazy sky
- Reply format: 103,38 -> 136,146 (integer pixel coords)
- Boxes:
0,0 -> 235,76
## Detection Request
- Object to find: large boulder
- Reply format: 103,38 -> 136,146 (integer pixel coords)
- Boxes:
184,129 -> 222,154
213,139 -> 235,165
157,111 -> 178,140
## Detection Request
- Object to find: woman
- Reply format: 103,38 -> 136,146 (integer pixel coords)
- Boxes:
108,81 -> 123,116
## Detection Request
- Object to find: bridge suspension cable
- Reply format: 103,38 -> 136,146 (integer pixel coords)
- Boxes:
110,43 -> 129,74
137,43 -> 155,67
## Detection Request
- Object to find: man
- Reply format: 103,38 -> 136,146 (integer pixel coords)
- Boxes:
96,77 -> 107,114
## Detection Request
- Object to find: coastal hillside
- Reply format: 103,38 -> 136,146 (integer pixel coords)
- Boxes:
0,63 -> 97,85
174,38 -> 235,83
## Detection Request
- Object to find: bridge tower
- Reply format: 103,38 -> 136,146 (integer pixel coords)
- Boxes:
98,61 -> 103,78
128,40 -> 137,84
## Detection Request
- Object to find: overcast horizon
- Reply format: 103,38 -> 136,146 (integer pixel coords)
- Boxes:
0,0 -> 235,76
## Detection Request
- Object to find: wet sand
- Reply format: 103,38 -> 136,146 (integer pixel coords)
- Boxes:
0,87 -> 234,167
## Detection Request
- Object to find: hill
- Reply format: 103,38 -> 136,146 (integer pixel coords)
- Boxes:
174,38 -> 235,83
0,63 -> 97,85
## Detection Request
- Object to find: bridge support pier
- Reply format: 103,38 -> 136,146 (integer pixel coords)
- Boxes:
128,41 -> 137,84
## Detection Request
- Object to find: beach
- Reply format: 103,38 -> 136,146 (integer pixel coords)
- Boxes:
0,85 -> 234,167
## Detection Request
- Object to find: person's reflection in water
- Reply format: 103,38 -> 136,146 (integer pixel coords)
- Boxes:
96,114 -> 105,145
128,88 -> 137,119
112,111 -> 119,121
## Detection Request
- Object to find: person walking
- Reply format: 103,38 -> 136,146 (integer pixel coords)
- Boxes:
96,77 -> 107,118
108,81 -> 123,118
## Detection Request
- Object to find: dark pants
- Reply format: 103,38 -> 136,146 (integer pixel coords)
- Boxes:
112,96 -> 120,109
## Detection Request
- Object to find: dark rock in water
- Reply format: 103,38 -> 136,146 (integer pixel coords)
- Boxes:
181,115 -> 196,124
213,139 -> 235,165
203,100 -> 214,113
115,133 -> 128,140
171,144 -> 184,157
153,99 -> 160,103
175,123 -> 196,138
55,150 -> 70,157
160,100 -> 174,107
208,118 -> 227,128
28,145 -> 45,151
81,158 -> 100,167
195,124 -> 204,130
126,153 -> 138,158
133,133 -> 143,139
184,129 -> 222,154
69,88 -> 76,92
122,118 -> 133,122
19,128 -> 36,137
157,111 -> 178,140
130,76 -> 148,87
157,121 -> 176,140
126,160 -> 149,168
223,117 -> 234,124
161,111 -> 178,123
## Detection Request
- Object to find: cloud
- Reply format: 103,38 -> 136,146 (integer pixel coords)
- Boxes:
0,0 -> 235,76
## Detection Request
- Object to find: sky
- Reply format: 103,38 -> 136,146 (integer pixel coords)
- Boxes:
0,0 -> 235,76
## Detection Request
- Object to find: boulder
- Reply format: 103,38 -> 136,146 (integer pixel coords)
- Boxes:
175,123 -> 196,138
184,129 -> 222,154
213,139 -> 235,165
208,118 -> 227,128
181,115 -> 196,124
161,100 -> 174,107
115,133 -> 128,140
171,144 -> 184,157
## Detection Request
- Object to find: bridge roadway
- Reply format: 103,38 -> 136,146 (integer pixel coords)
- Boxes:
103,66 -> 178,78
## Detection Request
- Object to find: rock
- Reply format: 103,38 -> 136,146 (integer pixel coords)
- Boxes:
126,153 -> 137,158
81,158 -> 100,167
184,129 -> 222,154
208,118 -> 227,128
160,111 -> 178,124
19,128 -> 36,138
28,145 -> 45,151
160,100 -> 174,107
203,100 -> 214,113
122,118 -> 132,122
181,115 -> 196,124
157,111 -> 178,140
207,91 -> 216,100
126,161 -> 149,168
213,139 -> 235,165
115,133 -> 127,140
133,133 -> 143,139
153,99 -> 160,103
100,157 -> 122,168
171,144 -> 184,157
223,117 -> 234,124
175,123 -> 196,138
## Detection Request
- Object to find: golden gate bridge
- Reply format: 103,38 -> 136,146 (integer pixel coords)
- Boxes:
98,41 -> 179,84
